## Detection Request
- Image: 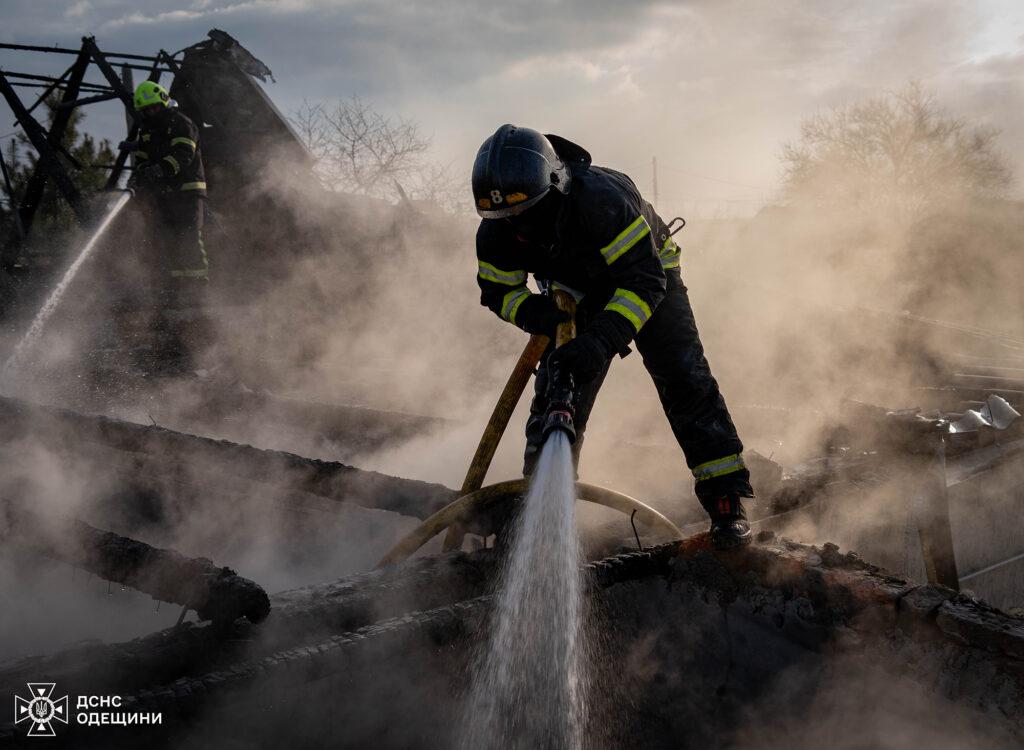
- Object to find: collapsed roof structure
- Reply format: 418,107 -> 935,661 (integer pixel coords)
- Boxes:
0,29 -> 316,309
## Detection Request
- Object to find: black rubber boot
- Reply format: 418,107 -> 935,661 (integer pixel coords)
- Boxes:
701,495 -> 752,550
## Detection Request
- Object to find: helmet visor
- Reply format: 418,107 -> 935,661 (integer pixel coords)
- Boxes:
504,189 -> 563,239
476,189 -> 548,219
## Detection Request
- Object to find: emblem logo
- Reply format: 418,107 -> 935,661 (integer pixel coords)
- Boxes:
14,683 -> 69,737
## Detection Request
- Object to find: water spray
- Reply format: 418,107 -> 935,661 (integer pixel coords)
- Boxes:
460,291 -> 586,749
1,189 -> 133,381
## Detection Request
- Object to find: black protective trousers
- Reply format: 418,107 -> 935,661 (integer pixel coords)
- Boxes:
154,192 -> 208,282
148,192 -> 211,369
523,270 -> 753,503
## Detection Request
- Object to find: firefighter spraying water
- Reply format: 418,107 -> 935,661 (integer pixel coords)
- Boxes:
458,124 -> 757,748
122,81 -> 211,371
470,124 -> 754,548
3,80 -> 211,381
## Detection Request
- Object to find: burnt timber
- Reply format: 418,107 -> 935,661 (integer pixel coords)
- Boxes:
1,536 -> 1021,747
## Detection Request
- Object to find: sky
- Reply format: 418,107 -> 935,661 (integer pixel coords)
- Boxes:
2,0 -> 1024,217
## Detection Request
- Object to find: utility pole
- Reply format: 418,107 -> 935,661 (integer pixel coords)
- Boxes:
651,155 -> 658,208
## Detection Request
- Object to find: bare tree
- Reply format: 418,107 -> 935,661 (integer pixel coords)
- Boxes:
401,159 -> 473,215
292,96 -> 432,199
781,82 -> 1012,219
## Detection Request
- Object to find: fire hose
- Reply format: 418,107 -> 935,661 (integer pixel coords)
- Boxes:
376,290 -> 682,567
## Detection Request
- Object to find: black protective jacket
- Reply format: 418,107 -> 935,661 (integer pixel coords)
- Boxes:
476,147 -> 680,353
136,109 -> 207,197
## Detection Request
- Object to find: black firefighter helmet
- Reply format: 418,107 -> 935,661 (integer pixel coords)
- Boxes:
472,124 -> 572,219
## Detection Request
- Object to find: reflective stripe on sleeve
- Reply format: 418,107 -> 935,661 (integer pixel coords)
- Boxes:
171,137 -> 197,151
604,288 -> 652,332
135,151 -> 149,160
162,155 -> 180,175
478,261 -> 527,286
692,453 -> 746,482
600,215 -> 651,265
180,181 -> 207,191
500,286 -> 532,324
659,237 -> 681,269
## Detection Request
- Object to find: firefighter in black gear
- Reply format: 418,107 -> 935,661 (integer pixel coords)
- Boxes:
127,81 -> 209,280
472,124 -> 753,549
124,81 -> 210,368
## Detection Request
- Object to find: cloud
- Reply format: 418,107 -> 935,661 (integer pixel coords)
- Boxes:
64,0 -> 93,19
2,0 -> 1023,215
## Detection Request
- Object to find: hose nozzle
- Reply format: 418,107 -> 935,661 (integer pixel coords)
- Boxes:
542,364 -> 576,443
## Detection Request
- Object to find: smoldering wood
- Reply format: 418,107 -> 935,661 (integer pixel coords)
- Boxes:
3,537 -> 1021,747
1,505 -> 270,626
0,550 -> 498,698
0,395 -> 457,521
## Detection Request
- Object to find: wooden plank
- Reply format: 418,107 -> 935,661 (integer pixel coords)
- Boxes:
913,441 -> 960,591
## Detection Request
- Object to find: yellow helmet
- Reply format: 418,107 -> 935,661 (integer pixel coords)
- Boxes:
133,81 -> 169,111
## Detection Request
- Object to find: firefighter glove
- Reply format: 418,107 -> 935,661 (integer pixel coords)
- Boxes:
129,160 -> 163,188
548,331 -> 610,385
515,295 -> 570,339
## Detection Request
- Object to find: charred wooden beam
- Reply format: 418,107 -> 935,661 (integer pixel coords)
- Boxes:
0,67 -> 87,238
2,505 -> 270,626
0,71 -> 114,93
0,42 -> 165,62
6,47 -> 94,242
0,549 -> 496,698
0,544 -> 671,704
5,537 -> 1020,748
24,61 -> 76,116
54,91 -> 121,109
0,395 -> 457,520
911,441 -> 960,590
82,36 -> 137,114
0,147 -> 24,247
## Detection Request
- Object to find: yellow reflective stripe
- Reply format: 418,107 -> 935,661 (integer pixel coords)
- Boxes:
171,137 -> 197,151
600,215 -> 650,265
500,287 -> 532,324
604,288 -> 652,333
659,237 -> 681,269
478,261 -> 527,286
692,453 -> 746,482
550,281 -> 584,302
135,151 -> 149,160
162,155 -> 180,175
180,181 -> 207,191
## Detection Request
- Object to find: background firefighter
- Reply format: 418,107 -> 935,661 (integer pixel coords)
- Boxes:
124,80 -> 210,369
472,124 -> 754,549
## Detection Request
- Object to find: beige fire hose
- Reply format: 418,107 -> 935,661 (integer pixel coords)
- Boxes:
377,479 -> 683,566
376,290 -> 683,568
